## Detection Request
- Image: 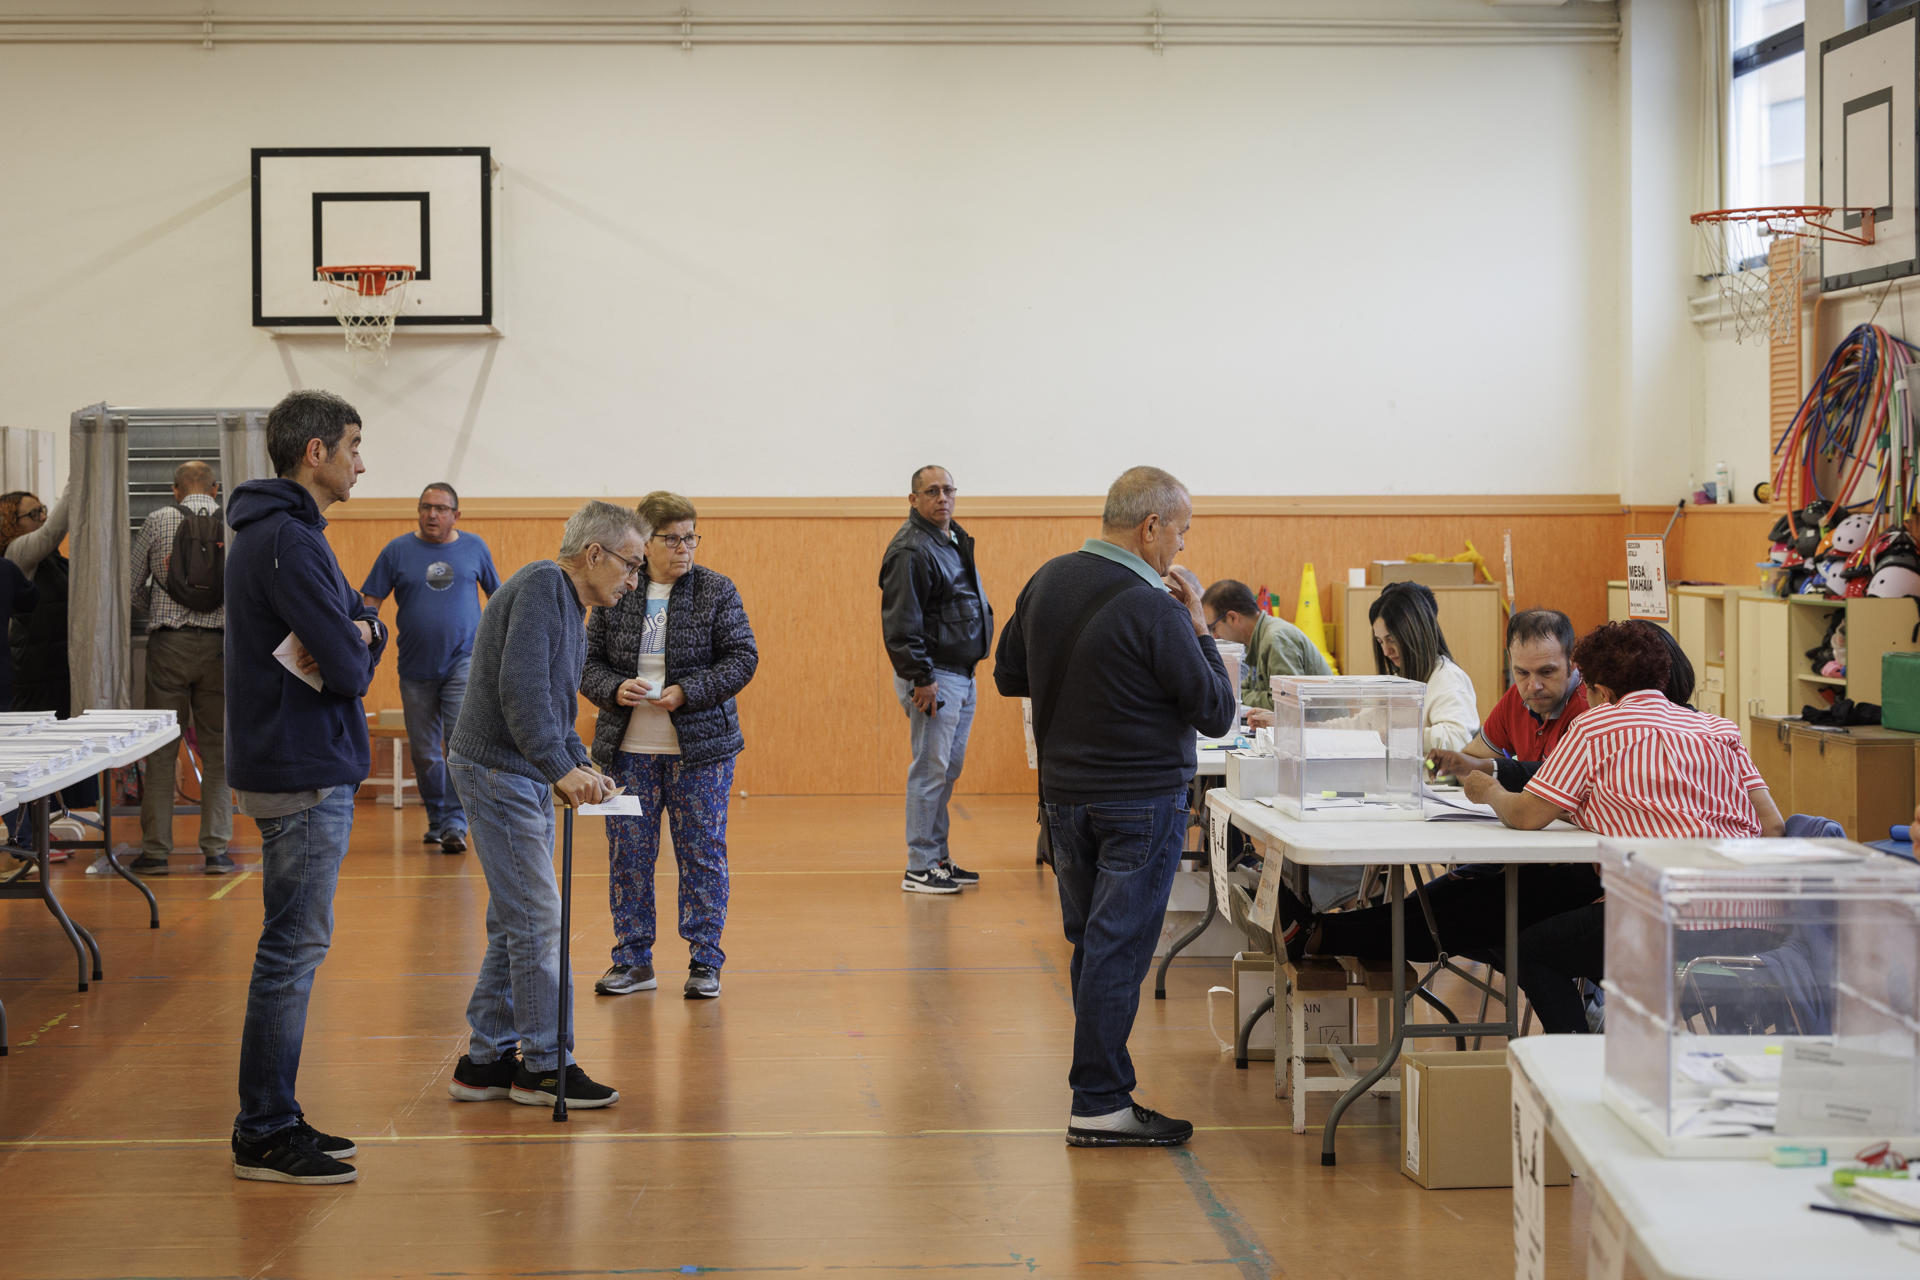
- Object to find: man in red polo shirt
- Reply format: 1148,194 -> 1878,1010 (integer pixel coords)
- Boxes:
1430,609 -> 1589,790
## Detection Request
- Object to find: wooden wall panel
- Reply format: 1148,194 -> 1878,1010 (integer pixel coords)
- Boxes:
1624,506 -> 1776,590
325,501 -> 1636,796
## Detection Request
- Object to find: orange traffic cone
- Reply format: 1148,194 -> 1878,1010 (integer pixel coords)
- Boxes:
1295,563 -> 1338,673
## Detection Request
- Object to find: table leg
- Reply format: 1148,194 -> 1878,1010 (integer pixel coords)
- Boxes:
1505,862 -> 1521,1038
30,800 -> 92,991
1321,868 -> 1409,1166
101,769 -> 160,930
1155,870 -> 1215,1000
392,740 -> 404,810
1235,992 -> 1275,1070
1153,777 -> 1214,1000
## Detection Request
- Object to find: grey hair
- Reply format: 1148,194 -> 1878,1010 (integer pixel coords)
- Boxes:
558,500 -> 647,559
1101,466 -> 1190,530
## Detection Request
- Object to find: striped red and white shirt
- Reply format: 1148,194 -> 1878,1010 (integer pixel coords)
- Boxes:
1526,689 -> 1765,840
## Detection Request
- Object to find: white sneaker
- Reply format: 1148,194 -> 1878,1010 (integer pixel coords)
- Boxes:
902,865 -> 962,894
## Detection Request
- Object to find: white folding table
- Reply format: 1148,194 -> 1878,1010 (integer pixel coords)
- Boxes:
1205,788 -> 1597,1163
1150,742 -> 1230,998
1511,1036 -> 1920,1279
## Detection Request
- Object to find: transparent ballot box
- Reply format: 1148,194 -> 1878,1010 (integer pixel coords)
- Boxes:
1599,837 -> 1920,1158
1268,676 -> 1425,821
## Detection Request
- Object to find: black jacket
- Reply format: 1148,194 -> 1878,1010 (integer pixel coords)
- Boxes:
878,510 -> 993,686
582,564 -> 759,769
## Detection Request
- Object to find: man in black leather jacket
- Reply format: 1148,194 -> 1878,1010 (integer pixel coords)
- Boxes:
879,465 -> 993,894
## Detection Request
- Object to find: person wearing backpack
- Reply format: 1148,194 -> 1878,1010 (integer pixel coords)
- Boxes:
129,460 -> 233,875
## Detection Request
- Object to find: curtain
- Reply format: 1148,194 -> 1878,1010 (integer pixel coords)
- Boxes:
67,404 -> 130,714
1695,0 -> 1731,276
0,427 -> 56,498
218,409 -> 272,526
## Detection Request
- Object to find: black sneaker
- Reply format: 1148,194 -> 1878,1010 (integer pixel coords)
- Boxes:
902,865 -> 962,895
684,963 -> 721,999
290,1118 -> 356,1159
510,1062 -> 618,1109
129,854 -> 168,876
232,1126 -> 359,1184
939,859 -> 980,887
421,829 -> 441,845
203,852 -> 236,875
594,963 -> 656,995
447,1049 -> 522,1101
439,831 -> 467,855
1066,1105 -> 1194,1148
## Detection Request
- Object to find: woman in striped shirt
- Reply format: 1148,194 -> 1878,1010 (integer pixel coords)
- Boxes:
1463,620 -> 1785,1031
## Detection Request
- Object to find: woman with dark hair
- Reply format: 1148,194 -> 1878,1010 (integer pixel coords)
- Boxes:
1,481 -> 74,715
1456,619 -> 1784,1031
1368,581 -> 1477,752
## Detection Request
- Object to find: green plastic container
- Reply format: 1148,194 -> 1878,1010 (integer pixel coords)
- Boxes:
1885,651 -> 1920,733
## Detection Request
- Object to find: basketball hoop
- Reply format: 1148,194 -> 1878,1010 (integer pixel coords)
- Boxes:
1690,207 -> 1876,344
315,264 -> 416,362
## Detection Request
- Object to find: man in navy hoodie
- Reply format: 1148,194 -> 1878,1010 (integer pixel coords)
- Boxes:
225,389 -> 387,1186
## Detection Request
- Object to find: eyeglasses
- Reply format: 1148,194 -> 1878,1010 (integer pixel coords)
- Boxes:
598,546 -> 645,581
918,486 -> 958,499
18,505 -> 46,523
1205,617 -> 1224,635
418,503 -> 455,516
652,533 -> 700,550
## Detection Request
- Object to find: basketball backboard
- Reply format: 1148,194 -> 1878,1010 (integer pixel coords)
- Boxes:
1821,12 -> 1919,289
251,146 -> 494,329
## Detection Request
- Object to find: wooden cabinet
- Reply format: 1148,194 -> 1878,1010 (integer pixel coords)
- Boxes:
1786,724 -> 1917,841
1747,713 -> 1796,813
1330,582 -> 1503,722
1784,596 -> 1920,709
1736,595 -> 1791,741
1605,579 -> 1677,633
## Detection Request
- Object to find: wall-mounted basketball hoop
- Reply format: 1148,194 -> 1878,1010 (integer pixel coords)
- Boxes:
315,264 -> 417,363
1690,206 -> 1877,344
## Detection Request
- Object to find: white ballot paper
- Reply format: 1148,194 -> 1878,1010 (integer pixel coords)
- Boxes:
275,633 -> 324,692
579,795 -> 644,816
1776,1042 -> 1916,1137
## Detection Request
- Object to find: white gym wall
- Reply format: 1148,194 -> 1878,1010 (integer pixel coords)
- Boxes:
1,1 -> 1632,500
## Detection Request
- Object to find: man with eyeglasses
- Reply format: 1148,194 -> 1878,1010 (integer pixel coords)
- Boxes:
360,483 -> 500,855
880,465 -> 993,894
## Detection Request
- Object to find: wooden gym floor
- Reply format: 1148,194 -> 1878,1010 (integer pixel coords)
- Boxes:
0,794 -> 1576,1279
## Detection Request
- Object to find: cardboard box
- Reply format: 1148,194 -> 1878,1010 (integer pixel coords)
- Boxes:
1225,750 -> 1279,799
1232,952 -> 1275,1060
1369,560 -> 1476,588
1401,1050 -> 1570,1189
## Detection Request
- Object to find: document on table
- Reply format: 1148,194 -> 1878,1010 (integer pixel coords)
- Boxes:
579,795 -> 644,816
1421,784 -> 1499,822
274,633 -> 324,692
1777,1042 -> 1917,1137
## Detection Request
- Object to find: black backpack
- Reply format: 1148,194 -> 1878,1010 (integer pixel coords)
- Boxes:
162,503 -> 224,612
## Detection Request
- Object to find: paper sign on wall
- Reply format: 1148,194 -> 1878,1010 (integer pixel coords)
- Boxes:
1625,539 -> 1669,621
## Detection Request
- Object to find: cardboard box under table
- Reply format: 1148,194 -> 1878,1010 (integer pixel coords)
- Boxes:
1401,1049 -> 1569,1189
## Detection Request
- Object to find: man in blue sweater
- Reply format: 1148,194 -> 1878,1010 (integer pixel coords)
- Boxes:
226,389 -> 388,1185
443,501 -> 636,1112
994,466 -> 1236,1148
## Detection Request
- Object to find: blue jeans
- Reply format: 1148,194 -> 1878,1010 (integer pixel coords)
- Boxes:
450,755 -> 572,1072
1046,790 -> 1189,1116
399,656 -> 471,836
893,670 -> 976,872
234,787 -> 356,1141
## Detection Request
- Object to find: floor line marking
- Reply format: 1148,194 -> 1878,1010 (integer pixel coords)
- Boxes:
1168,1147 -> 1280,1280
0,1122 -> 1390,1149
207,870 -> 254,900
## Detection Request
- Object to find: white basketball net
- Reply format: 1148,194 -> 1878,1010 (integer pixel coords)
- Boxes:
1691,210 -> 1823,344
316,266 -> 415,362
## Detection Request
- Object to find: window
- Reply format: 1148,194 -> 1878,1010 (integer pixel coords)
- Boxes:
1768,97 -> 1806,163
1728,1 -> 1806,214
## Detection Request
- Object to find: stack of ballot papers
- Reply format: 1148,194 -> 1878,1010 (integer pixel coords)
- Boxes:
1672,1051 -> 1783,1137
0,745 -> 94,786
0,712 -> 57,737
1843,1175 -> 1920,1222
1422,784 -> 1500,822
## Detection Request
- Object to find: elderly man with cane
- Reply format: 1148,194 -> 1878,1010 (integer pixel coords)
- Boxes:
443,500 -> 642,1112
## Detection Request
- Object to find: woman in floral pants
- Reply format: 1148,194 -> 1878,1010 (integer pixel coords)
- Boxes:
581,492 -> 758,1000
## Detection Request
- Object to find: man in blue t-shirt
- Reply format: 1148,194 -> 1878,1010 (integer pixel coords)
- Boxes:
360,482 -> 500,854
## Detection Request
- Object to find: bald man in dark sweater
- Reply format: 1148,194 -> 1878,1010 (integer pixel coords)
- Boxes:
994,466 -> 1235,1148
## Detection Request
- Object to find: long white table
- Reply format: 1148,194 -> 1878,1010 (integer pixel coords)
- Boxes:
0,722 -> 182,1043
1206,788 -> 1598,1163
1511,1036 -> 1920,1279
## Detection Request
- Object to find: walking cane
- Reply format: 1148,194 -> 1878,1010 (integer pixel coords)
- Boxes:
553,801 -> 574,1122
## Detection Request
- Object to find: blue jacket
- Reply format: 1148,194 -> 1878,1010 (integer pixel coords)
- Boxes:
224,479 -> 387,792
